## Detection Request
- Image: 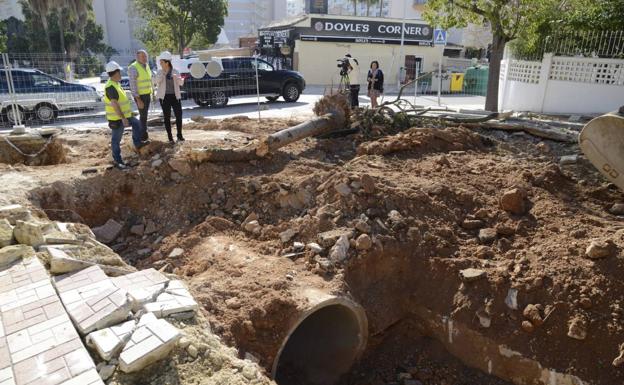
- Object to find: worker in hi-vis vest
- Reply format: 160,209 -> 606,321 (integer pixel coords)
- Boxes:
128,49 -> 153,141
103,61 -> 145,169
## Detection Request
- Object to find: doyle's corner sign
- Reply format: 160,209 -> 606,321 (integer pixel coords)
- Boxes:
434,29 -> 447,46
299,18 -> 434,46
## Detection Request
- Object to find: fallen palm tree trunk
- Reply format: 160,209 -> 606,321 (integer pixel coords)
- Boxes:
190,94 -> 349,163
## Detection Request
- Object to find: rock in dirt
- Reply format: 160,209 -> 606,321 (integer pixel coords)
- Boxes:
0,219 -> 14,247
523,304 -> 544,326
93,219 -> 124,244
130,223 -> 145,236
613,343 -> 624,367
388,210 -> 404,226
476,310 -> 491,328
244,220 -> 262,234
355,234 -> 373,250
144,220 -> 157,235
178,337 -> 191,349
500,188 -> 528,215
169,248 -> 184,258
505,288 -> 519,310
0,204 -> 33,224
168,158 -> 193,176
559,155 -> 578,165
187,344 -> 199,358
475,246 -> 494,259
151,159 -> 163,168
329,234 -> 350,263
460,268 -> 486,282
478,228 -> 497,244
609,203 -> 624,215
307,242 -> 323,254
279,228 -> 297,243
461,219 -> 484,230
225,297 -> 242,309
567,316 -> 587,340
0,244 -> 35,266
585,239 -> 617,259
355,219 -> 371,233
360,174 -> 376,194
98,364 -> 116,380
293,242 -> 305,251
318,228 -> 353,248
521,320 -> 535,333
334,182 -> 352,197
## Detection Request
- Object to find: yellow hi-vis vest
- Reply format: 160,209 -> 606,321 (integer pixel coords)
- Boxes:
129,61 -> 153,95
103,80 -> 132,121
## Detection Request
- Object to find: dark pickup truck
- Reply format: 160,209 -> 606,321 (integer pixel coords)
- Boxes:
183,57 -> 306,108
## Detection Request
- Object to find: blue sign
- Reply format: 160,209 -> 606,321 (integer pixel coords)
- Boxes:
434,29 -> 447,46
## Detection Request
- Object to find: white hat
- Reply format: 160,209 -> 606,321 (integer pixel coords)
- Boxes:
159,51 -> 173,61
105,61 -> 121,72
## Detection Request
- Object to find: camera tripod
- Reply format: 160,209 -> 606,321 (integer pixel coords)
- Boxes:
338,73 -> 351,96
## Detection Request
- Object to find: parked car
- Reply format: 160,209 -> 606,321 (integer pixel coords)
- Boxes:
100,68 -> 130,90
183,57 -> 305,108
0,68 -> 101,124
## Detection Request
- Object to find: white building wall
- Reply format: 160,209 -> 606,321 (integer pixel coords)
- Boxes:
0,0 -> 23,20
93,0 -> 144,60
225,0 -> 288,46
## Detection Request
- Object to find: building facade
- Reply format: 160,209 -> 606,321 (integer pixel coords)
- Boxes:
224,0 -> 288,46
92,0 -> 145,61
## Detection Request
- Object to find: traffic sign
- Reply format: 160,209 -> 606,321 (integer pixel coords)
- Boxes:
434,29 -> 447,46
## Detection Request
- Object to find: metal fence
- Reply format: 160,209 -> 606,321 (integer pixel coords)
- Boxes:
520,30 -> 624,61
0,52 -> 291,129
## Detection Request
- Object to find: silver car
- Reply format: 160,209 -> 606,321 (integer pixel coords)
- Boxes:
1,68 -> 101,124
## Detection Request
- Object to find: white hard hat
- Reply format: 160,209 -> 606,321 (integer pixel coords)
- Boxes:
159,51 -> 173,61
105,61 -> 121,73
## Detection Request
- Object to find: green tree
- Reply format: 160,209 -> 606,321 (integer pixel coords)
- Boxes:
424,0 -> 553,111
133,0 -> 228,54
0,20 -> 7,52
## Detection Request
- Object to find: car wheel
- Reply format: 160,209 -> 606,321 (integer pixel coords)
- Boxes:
211,91 -> 229,108
35,103 -> 57,123
1,106 -> 25,125
282,83 -> 300,102
194,96 -> 211,107
265,96 -> 279,103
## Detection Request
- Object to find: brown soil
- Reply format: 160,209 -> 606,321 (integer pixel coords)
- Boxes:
11,115 -> 624,385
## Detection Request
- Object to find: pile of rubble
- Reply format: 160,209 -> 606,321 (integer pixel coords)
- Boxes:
0,204 -> 268,385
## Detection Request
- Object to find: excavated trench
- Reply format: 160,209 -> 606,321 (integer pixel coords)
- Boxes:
29,144 -> 603,385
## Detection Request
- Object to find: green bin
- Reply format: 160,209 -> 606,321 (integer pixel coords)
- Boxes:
463,66 -> 489,96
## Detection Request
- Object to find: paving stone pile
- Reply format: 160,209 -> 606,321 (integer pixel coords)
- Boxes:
0,205 -> 200,384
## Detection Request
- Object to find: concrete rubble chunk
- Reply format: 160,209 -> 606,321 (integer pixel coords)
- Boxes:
0,244 -> 35,266
168,248 -> 184,258
13,220 -> 46,247
307,242 -> 323,254
98,364 -> 116,380
130,224 -> 145,236
143,291 -> 199,317
318,228 -> 353,248
585,239 -> 617,259
0,204 -> 33,224
460,268 -> 486,282
144,220 -> 157,235
559,155 -> 578,165
505,288 -> 519,310
92,219 -> 124,244
112,268 -> 170,311
0,218 -> 14,247
53,265 -> 132,334
329,234 -> 350,263
119,318 -> 181,373
87,319 -> 137,360
279,228 -> 297,243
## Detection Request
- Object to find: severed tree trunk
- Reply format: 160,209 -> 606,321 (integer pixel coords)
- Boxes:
485,31 -> 507,112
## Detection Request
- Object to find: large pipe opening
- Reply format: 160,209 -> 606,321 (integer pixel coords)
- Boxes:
273,303 -> 367,385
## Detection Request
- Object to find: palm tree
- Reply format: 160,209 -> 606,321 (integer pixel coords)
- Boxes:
53,0 -> 91,57
24,0 -> 53,51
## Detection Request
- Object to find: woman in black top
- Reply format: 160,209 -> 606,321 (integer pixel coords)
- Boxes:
367,61 -> 384,108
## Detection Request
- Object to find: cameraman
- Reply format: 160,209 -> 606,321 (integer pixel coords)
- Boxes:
345,54 -> 360,108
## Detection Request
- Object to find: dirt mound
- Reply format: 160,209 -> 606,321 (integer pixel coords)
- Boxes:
356,126 -> 488,156
0,134 -> 66,165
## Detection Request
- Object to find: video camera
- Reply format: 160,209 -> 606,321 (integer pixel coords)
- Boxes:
337,58 -> 350,76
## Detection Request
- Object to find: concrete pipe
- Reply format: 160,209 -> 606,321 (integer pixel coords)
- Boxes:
271,288 -> 368,385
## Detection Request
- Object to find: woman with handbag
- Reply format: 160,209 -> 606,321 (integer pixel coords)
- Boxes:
155,51 -> 185,143
367,61 -> 384,109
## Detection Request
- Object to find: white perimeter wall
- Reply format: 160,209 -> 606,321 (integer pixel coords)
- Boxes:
499,54 -> 624,115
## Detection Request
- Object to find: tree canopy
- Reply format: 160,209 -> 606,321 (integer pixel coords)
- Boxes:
133,0 -> 228,55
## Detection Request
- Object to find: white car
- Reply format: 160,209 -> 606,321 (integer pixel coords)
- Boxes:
1,68 -> 101,124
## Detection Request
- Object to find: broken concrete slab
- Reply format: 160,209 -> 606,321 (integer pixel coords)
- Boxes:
0,219 -> 14,247
112,269 -> 170,311
47,247 -> 135,276
86,319 -> 136,361
12,220 -> 47,247
318,228 -> 354,248
0,244 -> 35,267
92,219 -> 124,244
119,318 -> 181,373
143,292 -> 198,318
165,280 -> 192,298
0,204 -> 33,225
